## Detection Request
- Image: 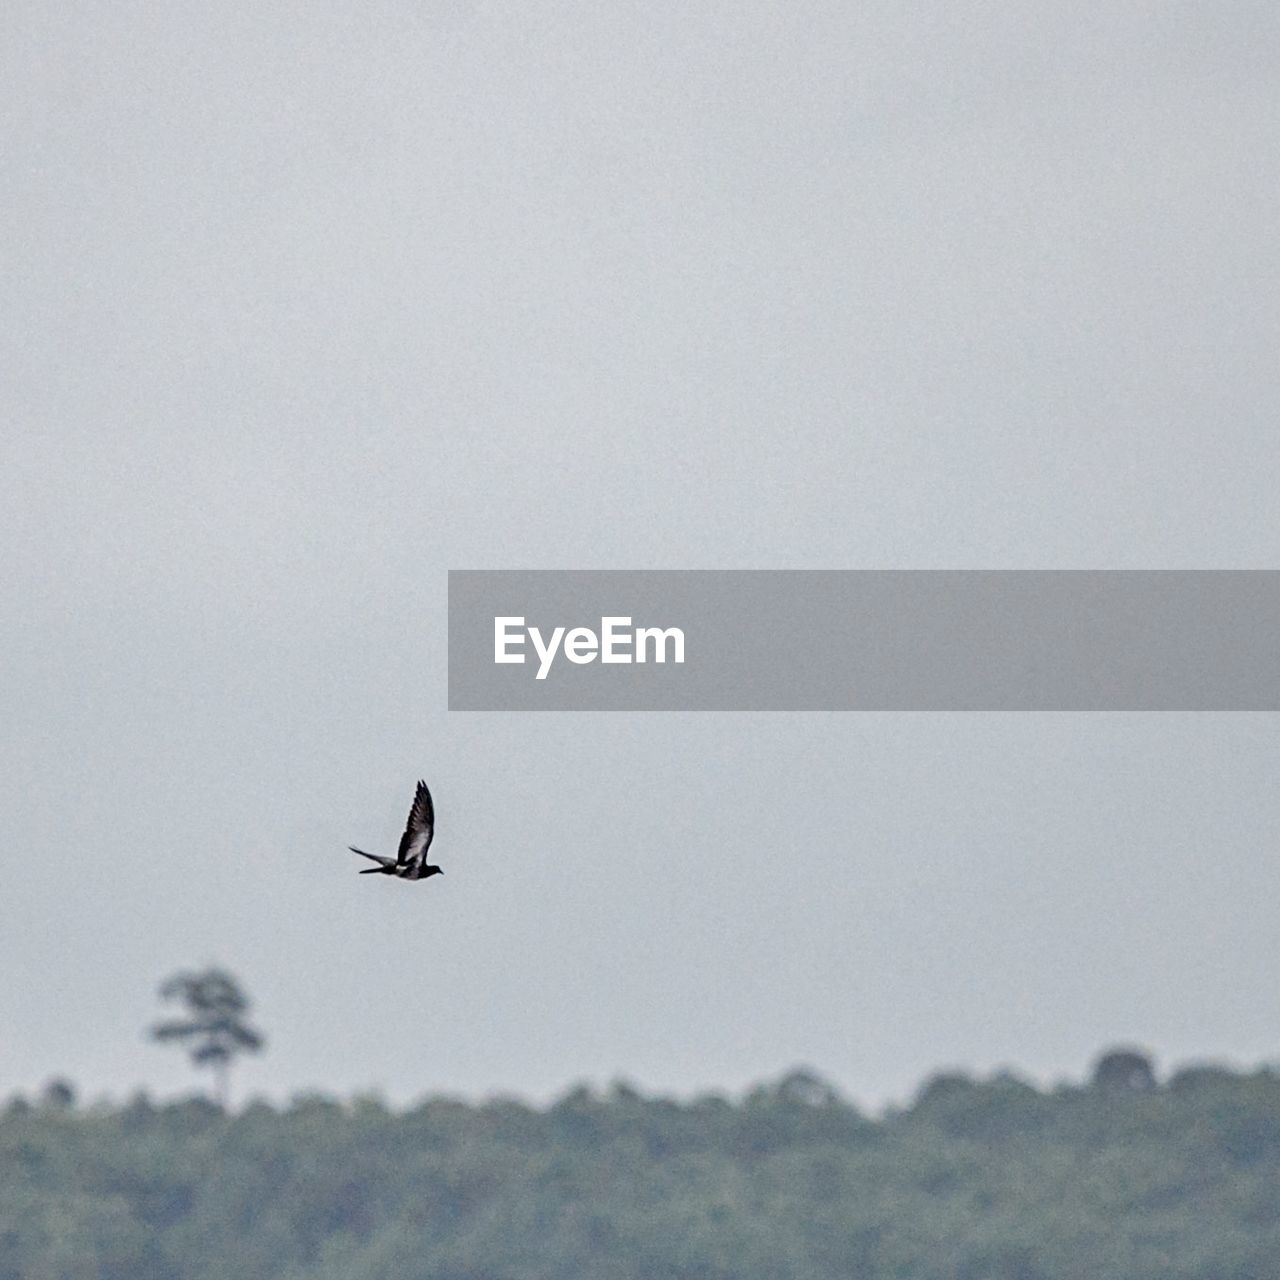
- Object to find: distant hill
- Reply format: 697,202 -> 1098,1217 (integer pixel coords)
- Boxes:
3,1059 -> 1279,1279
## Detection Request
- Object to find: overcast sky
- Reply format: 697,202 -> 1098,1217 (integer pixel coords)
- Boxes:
3,0 -> 1279,1111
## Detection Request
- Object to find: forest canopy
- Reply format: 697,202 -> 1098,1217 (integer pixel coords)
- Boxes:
2,1057 -> 1279,1280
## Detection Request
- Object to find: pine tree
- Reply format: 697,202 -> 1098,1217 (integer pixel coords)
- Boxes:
150,967 -> 265,1107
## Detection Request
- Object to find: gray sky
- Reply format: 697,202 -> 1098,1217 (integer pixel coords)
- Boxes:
2,0 -> 1279,1110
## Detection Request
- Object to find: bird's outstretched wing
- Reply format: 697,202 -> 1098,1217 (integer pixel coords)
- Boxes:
397,779 -> 435,867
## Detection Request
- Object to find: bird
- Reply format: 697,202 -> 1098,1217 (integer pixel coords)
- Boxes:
349,780 -> 443,882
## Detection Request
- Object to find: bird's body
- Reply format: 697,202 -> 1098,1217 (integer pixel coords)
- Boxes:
349,780 -> 443,883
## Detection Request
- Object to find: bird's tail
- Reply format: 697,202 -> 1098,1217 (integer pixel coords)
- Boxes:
349,846 -> 393,866
359,866 -> 389,875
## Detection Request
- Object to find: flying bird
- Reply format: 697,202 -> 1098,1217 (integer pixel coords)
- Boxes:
349,780 -> 443,882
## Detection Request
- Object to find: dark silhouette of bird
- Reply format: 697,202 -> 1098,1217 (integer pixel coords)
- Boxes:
349,780 -> 443,882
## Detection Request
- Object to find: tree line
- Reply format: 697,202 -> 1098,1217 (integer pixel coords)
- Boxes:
3,1049 -> 1278,1279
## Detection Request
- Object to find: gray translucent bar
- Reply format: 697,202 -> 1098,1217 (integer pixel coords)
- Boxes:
448,571 -> 1280,711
